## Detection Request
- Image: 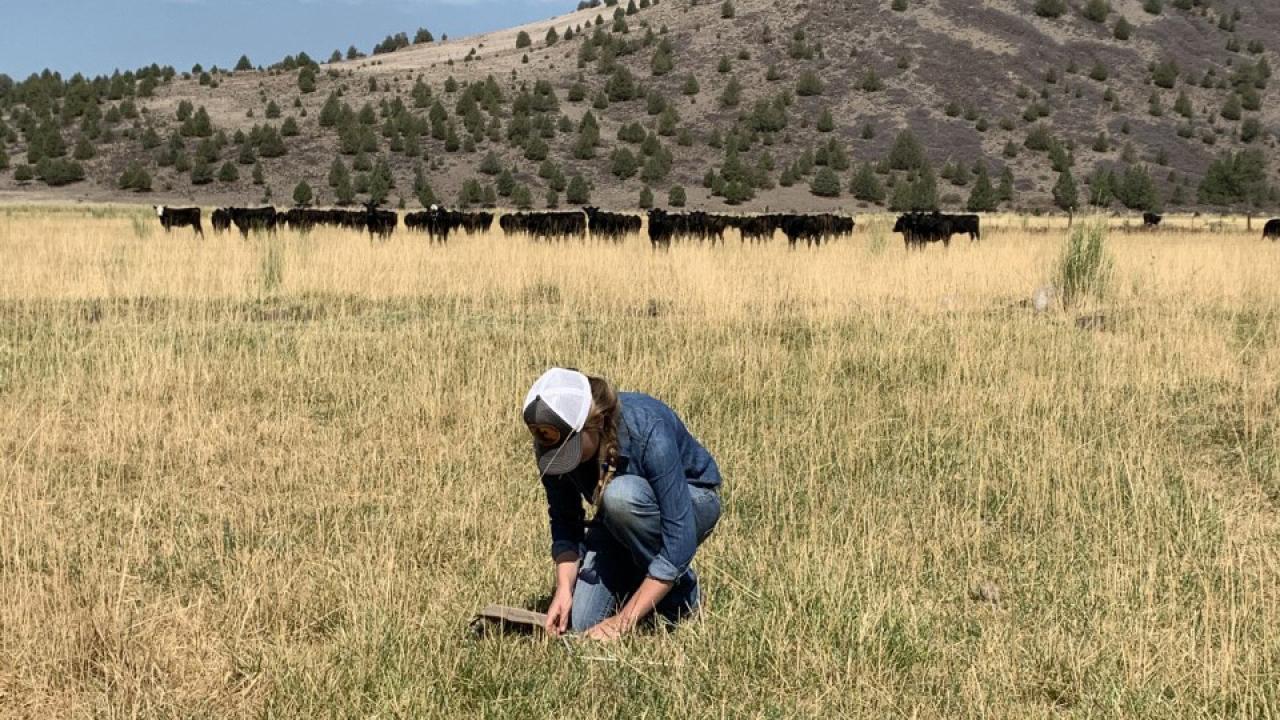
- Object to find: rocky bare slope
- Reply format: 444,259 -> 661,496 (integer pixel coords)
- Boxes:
1,0 -> 1277,214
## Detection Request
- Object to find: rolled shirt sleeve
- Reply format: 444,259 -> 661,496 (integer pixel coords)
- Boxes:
640,425 -> 698,582
541,475 -> 585,559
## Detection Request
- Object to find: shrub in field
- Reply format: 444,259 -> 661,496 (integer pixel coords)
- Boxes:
293,181 -> 313,207
1034,0 -> 1067,17
1053,168 -> 1079,218
298,66 -> 317,94
1056,221 -> 1112,305
37,157 -> 85,186
118,161 -> 152,192
809,166 -> 841,197
796,70 -> 823,96
566,173 -> 590,204
668,184 -> 686,206
1082,0 -> 1110,23
190,158 -> 214,185
967,166 -> 998,211
850,162 -> 885,204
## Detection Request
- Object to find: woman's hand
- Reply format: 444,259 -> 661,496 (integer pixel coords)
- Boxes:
545,589 -> 573,636
584,614 -> 633,642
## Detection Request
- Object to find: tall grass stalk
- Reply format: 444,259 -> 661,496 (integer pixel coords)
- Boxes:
1056,220 -> 1112,305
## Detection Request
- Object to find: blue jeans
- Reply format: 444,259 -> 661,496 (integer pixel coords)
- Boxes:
570,474 -> 721,633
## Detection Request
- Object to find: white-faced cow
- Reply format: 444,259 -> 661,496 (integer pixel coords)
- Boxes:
154,205 -> 204,237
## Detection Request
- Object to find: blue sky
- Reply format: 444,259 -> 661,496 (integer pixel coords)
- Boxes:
0,0 -> 574,79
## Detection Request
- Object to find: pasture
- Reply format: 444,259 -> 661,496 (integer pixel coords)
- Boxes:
1,205 -> 1278,718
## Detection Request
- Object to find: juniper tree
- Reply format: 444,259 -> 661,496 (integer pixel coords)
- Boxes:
1053,168 -> 1079,220
293,180 -> 313,206
566,173 -> 591,204
668,185 -> 686,207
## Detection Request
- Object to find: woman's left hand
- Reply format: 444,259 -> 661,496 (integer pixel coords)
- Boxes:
584,615 -> 632,641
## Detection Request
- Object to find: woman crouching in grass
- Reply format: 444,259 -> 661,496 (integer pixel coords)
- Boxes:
523,367 -> 722,641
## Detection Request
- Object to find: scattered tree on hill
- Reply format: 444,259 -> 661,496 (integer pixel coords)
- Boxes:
1115,165 -> 1159,211
809,166 -> 841,197
1151,59 -> 1178,89
796,70 -> 823,96
1082,0 -> 1110,23
886,129 -> 926,171
720,76 -> 742,107
967,165 -> 998,211
37,158 -> 85,187
668,185 -> 686,207
850,162 -> 885,204
566,173 -> 591,204
293,180 -> 313,206
117,161 -> 151,192
190,157 -> 214,185
1053,168 -> 1079,221
181,107 -> 214,137
1034,0 -> 1067,18
1198,149 -> 1272,221
889,164 -> 938,211
516,31 -> 532,49
72,137 -> 95,161
1113,16 -> 1132,40
298,66 -> 317,93
235,55 -> 254,71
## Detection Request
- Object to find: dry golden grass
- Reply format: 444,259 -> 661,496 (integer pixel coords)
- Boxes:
1,205 -> 1278,718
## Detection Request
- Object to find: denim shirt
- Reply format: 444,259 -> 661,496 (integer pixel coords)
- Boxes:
540,392 -> 721,582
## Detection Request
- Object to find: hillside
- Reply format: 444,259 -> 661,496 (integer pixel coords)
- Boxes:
1,0 -> 1278,214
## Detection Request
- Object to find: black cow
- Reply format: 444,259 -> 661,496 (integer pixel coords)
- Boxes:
211,208 -> 231,234
500,210 -> 588,241
404,206 -> 494,242
732,214 -> 783,243
953,214 -> 981,241
584,207 -> 642,241
646,209 -> 732,247
227,206 -> 278,238
778,213 -> 855,247
362,203 -> 397,239
282,207 -> 329,232
1143,212 -> 1163,228
894,212 -> 975,248
154,205 -> 203,237
1262,219 -> 1280,240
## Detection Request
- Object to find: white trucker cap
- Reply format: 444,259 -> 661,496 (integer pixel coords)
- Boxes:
522,368 -> 593,475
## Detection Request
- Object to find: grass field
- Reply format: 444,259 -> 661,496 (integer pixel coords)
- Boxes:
1,206 -> 1278,718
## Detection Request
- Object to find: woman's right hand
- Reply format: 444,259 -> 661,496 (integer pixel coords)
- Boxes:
545,589 -> 573,636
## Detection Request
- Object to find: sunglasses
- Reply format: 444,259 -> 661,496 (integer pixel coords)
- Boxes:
528,423 -> 568,448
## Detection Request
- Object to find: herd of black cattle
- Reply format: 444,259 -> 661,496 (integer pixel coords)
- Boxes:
154,205 -> 1280,245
